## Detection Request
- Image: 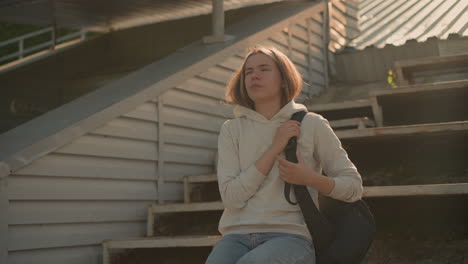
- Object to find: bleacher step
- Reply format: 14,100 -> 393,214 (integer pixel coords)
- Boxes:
306,99 -> 371,112
184,173 -> 217,203
152,183 -> 468,214
150,201 -> 223,213
363,183 -> 468,197
329,117 -> 375,129
185,173 -> 217,183
146,201 -> 223,236
368,80 -> 468,126
336,120 -> 468,140
106,183 -> 468,263
369,79 -> 468,97
102,235 -> 221,264
305,99 -> 377,128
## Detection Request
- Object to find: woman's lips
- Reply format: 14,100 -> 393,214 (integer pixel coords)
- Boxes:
250,83 -> 262,89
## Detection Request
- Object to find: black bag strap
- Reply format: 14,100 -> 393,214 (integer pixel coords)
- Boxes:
283,110 -> 308,205
283,111 -> 307,205
283,110 -> 336,256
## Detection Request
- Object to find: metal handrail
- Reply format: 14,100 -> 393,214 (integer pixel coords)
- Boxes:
0,27 -> 87,64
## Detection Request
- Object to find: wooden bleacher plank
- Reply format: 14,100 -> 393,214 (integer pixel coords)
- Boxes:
187,173 -> 217,183
104,235 -> 221,249
306,99 -> 371,112
329,117 -> 375,129
394,53 -> 468,84
149,182 -> 468,215
336,121 -> 468,140
368,80 -> 468,126
305,100 -> 376,127
150,201 -> 223,214
369,79 -> 468,97
363,183 -> 468,197
394,53 -> 468,70
369,95 -> 383,127
102,235 -> 221,264
146,201 -> 223,236
184,173 -> 218,203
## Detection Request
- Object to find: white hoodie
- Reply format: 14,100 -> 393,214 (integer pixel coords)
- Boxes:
217,100 -> 363,238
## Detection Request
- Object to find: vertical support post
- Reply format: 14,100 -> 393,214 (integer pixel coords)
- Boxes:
0,163 -> 10,264
80,30 -> 86,41
370,95 -> 384,127
212,0 -> 224,39
203,0 -> 233,43
49,0 -> 57,50
157,96 -> 165,204
287,21 -> 293,58
306,18 -> 314,96
184,176 -> 191,203
146,205 -> 154,237
102,243 -> 110,264
321,0 -> 331,90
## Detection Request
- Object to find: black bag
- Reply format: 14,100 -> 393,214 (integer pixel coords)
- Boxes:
284,110 -> 376,264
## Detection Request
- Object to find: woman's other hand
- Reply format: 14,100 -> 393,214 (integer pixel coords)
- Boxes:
278,151 -> 335,194
270,120 -> 301,155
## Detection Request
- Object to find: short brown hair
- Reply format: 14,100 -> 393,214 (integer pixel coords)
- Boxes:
225,46 -> 303,109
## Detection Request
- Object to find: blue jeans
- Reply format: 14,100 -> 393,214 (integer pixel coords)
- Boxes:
205,232 -> 315,264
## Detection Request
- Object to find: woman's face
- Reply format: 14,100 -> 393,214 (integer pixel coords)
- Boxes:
244,53 -> 283,105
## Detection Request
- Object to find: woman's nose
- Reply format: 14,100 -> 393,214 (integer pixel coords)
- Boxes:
251,71 -> 260,80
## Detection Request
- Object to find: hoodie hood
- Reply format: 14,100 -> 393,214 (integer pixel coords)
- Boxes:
233,100 -> 307,123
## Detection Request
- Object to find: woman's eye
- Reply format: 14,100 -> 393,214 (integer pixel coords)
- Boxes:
245,72 -> 252,75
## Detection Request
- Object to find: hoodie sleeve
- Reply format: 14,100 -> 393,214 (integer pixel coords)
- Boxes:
216,120 -> 267,209
312,115 -> 363,202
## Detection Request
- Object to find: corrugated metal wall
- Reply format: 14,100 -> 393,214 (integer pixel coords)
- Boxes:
351,0 -> 468,49
5,3 -> 331,264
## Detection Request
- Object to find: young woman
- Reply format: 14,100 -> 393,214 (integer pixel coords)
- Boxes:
205,46 -> 363,264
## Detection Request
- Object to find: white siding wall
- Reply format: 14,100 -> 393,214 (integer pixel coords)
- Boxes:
7,102 -> 172,263
6,5 -> 330,264
329,0 -> 360,52
259,13 -> 327,96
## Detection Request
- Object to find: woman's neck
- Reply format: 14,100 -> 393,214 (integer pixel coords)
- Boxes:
254,100 -> 282,120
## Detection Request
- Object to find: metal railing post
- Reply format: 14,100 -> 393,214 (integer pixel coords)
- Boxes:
0,27 -> 87,67
19,39 -> 24,59
80,30 -> 86,41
